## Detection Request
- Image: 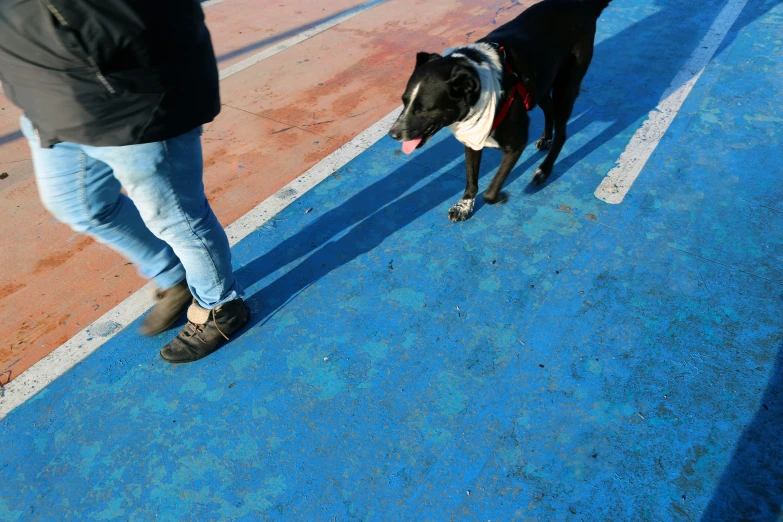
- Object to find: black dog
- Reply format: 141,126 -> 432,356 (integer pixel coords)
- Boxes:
389,0 -> 612,222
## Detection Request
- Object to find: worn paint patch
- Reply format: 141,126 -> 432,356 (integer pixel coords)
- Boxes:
286,346 -> 346,400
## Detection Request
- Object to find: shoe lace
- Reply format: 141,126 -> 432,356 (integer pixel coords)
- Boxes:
183,308 -> 230,342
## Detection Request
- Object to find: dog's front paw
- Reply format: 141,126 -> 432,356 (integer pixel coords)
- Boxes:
448,198 -> 475,222
483,191 -> 508,205
532,167 -> 550,185
535,137 -> 552,150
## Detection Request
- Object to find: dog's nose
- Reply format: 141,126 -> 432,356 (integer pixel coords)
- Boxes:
389,127 -> 402,141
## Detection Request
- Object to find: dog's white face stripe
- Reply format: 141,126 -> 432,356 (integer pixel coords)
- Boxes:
402,82 -> 422,117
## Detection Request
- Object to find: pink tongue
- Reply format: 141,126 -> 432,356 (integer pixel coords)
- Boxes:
402,138 -> 422,155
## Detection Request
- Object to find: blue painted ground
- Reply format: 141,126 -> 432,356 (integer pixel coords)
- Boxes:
2,0 -> 782,520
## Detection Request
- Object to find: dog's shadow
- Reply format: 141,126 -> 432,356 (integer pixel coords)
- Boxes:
236,0 -> 776,324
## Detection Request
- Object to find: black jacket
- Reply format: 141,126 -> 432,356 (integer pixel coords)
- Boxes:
0,0 -> 220,148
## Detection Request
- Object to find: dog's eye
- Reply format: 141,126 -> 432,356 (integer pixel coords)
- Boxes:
413,103 -> 425,114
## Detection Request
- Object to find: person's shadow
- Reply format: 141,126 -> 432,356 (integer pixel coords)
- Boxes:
701,338 -> 783,521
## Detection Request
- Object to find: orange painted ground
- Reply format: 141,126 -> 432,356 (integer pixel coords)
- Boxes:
0,0 -> 533,385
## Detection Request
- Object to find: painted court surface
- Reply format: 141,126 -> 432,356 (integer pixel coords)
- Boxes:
2,0 -> 783,519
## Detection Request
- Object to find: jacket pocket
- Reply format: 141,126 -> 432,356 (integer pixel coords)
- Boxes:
104,66 -> 166,96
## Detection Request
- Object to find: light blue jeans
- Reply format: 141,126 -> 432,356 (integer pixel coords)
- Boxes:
21,116 -> 243,310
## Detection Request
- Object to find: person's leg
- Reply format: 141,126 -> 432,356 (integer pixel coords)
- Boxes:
22,116 -> 192,336
22,116 -> 186,290
84,126 -> 242,309
84,126 -> 248,363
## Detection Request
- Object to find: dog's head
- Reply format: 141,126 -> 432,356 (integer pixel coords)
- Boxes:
389,52 -> 481,154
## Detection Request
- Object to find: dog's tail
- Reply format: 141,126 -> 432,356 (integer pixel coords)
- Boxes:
587,0 -> 613,17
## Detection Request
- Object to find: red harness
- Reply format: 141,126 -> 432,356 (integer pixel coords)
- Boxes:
491,45 -> 534,132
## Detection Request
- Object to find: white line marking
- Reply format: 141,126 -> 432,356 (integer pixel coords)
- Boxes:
594,0 -> 748,204
0,107 -> 402,420
224,107 -> 401,244
218,0 -> 387,80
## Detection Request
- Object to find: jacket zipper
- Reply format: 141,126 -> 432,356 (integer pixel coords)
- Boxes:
87,57 -> 116,94
42,0 -> 116,95
42,0 -> 67,25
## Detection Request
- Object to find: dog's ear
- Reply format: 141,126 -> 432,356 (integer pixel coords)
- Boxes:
447,65 -> 480,100
415,52 -> 441,68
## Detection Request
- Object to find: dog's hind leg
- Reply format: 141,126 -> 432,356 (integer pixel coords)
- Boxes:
535,92 -> 554,151
449,146 -> 482,222
532,50 -> 592,185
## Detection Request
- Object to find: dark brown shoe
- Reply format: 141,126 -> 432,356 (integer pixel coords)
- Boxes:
160,298 -> 250,364
139,280 -> 193,336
